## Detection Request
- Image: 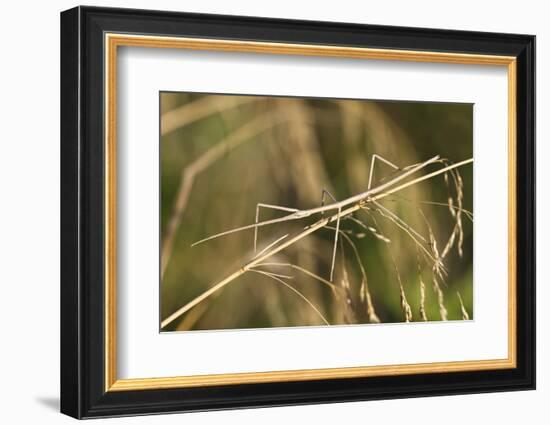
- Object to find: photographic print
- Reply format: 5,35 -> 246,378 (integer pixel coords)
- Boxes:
160,93 -> 474,331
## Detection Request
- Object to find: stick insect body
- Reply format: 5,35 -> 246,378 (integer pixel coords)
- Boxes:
192,154 -> 442,282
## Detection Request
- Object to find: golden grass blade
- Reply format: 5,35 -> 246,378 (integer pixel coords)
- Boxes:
252,262 -> 339,291
253,234 -> 289,259
416,249 -> 428,321
370,158 -> 473,202
387,197 -> 473,222
369,214 -> 413,322
162,112 -> 290,277
347,215 -> 391,243
251,270 -> 330,326
457,291 -> 470,320
327,226 -> 380,323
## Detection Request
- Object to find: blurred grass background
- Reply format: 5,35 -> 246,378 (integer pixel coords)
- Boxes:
160,92 -> 473,331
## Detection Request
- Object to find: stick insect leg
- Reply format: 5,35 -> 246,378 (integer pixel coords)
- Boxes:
320,188 -> 337,215
329,206 -> 342,282
254,203 -> 298,253
368,154 -> 400,190
319,188 -> 340,282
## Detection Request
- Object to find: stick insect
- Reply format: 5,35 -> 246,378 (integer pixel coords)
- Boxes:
193,154 -> 445,282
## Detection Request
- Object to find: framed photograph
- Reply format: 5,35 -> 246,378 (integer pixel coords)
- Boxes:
60,6 -> 535,419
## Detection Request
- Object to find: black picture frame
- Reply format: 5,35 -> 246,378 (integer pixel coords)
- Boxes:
61,5 -> 535,419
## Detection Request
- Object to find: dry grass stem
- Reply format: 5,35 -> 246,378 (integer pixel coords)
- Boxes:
253,234 -> 289,259
347,215 -> 391,243
369,202 -> 438,267
400,284 -> 413,323
457,291 -> 470,320
176,301 -> 210,331
252,263 -> 339,292
419,278 -> 428,321
420,210 -> 449,321
370,214 -> 413,323
442,165 -> 465,258
389,249 -> 412,323
385,197 -> 473,222
327,226 -> 380,323
416,250 -> 428,321
338,244 -> 357,324
250,270 -> 330,325
362,286 -> 381,324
